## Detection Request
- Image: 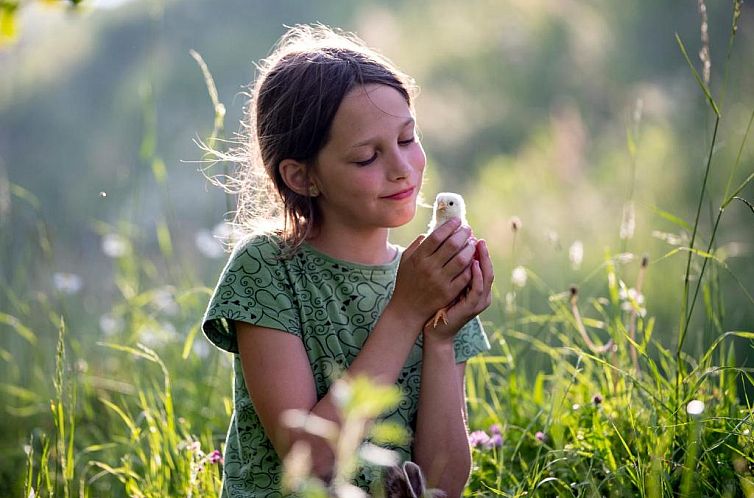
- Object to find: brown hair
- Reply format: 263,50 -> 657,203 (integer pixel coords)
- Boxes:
213,24 -> 417,254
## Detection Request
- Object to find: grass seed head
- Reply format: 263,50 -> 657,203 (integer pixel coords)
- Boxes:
509,216 -> 521,232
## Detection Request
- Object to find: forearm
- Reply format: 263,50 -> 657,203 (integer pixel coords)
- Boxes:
413,337 -> 471,498
304,301 -> 425,477
311,299 -> 423,414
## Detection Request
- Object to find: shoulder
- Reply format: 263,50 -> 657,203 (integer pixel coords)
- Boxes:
231,232 -> 284,258
224,233 -> 289,270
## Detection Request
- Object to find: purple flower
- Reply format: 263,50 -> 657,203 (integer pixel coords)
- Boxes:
484,433 -> 503,449
535,431 -> 546,442
489,424 -> 502,435
468,430 -> 490,448
592,394 -> 603,406
209,450 -> 223,464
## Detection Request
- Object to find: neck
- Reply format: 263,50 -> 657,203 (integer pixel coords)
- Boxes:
306,225 -> 394,265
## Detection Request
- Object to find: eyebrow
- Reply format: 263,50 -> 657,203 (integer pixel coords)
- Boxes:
349,117 -> 415,149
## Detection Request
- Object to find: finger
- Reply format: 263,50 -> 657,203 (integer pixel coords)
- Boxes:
401,235 -> 425,261
449,265 -> 473,297
470,259 -> 483,298
418,217 -> 462,256
477,240 -> 495,291
445,239 -> 477,278
432,225 -> 472,266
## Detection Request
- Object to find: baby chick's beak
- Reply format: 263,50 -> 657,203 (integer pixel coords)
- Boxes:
437,200 -> 448,211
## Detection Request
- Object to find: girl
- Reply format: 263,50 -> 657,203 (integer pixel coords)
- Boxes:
202,24 -> 494,498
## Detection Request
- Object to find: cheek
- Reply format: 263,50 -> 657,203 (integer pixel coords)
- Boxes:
410,143 -> 427,174
350,170 -> 384,197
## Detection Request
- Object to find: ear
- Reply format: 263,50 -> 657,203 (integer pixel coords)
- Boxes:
279,159 -> 315,197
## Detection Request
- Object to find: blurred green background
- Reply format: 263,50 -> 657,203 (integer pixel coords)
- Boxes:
1,0 -> 753,495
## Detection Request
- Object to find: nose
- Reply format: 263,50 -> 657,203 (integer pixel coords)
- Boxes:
387,147 -> 413,181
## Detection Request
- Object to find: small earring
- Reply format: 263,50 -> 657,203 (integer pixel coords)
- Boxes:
308,185 -> 319,197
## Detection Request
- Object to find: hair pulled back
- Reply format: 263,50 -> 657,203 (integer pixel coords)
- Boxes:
228,24 -> 416,253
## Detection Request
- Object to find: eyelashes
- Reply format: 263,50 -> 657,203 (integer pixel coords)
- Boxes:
354,137 -> 416,167
355,153 -> 378,167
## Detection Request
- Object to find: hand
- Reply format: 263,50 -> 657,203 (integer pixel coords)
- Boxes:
423,239 -> 494,345
389,218 -> 476,326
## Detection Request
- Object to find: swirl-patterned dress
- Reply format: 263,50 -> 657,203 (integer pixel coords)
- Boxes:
202,234 -> 490,497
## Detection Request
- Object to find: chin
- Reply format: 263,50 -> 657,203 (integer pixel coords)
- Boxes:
387,206 -> 417,227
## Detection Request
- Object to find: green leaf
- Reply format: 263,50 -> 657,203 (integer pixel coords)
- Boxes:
368,421 -> 409,446
651,206 -> 692,231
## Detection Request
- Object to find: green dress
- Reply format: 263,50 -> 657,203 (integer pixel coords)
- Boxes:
203,234 -> 490,497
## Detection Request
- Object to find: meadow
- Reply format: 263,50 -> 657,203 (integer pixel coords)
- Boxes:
2,1 -> 754,497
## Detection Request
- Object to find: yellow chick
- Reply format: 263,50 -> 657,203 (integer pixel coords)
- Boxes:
426,192 -> 470,328
428,192 -> 468,232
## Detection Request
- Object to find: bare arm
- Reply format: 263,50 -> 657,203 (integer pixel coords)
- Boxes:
236,218 -> 475,480
236,301 -> 426,480
414,348 -> 470,498
414,239 -> 494,497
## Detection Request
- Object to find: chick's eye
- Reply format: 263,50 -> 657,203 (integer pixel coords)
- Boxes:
449,201 -> 454,206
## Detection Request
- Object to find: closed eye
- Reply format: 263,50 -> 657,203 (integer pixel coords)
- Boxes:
354,136 -> 415,166
354,153 -> 377,167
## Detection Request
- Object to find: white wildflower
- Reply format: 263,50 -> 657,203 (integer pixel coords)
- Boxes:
505,292 -> 516,314
193,339 -> 210,359
569,240 -> 584,270
75,359 -> 88,373
619,283 -> 646,317
99,313 -> 125,336
52,272 -> 83,295
511,266 -> 527,288
545,229 -> 559,247
194,229 -> 224,258
102,233 -> 130,258
686,399 -> 705,416
153,287 -> 179,316
138,322 -> 177,348
212,221 -> 244,245
620,202 -> 635,240
572,403 -> 581,411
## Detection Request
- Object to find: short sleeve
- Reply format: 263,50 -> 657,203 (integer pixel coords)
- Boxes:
202,235 -> 301,353
453,316 -> 490,363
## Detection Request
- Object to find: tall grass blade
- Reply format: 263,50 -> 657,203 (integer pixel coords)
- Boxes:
674,33 -> 720,117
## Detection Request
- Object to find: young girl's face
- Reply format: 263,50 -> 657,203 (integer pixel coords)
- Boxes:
311,84 -> 426,235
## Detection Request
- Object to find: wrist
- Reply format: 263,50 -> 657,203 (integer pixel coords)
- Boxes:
421,332 -> 456,353
384,299 -> 427,333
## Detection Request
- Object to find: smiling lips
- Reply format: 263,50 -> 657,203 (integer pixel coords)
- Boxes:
382,187 -> 415,200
